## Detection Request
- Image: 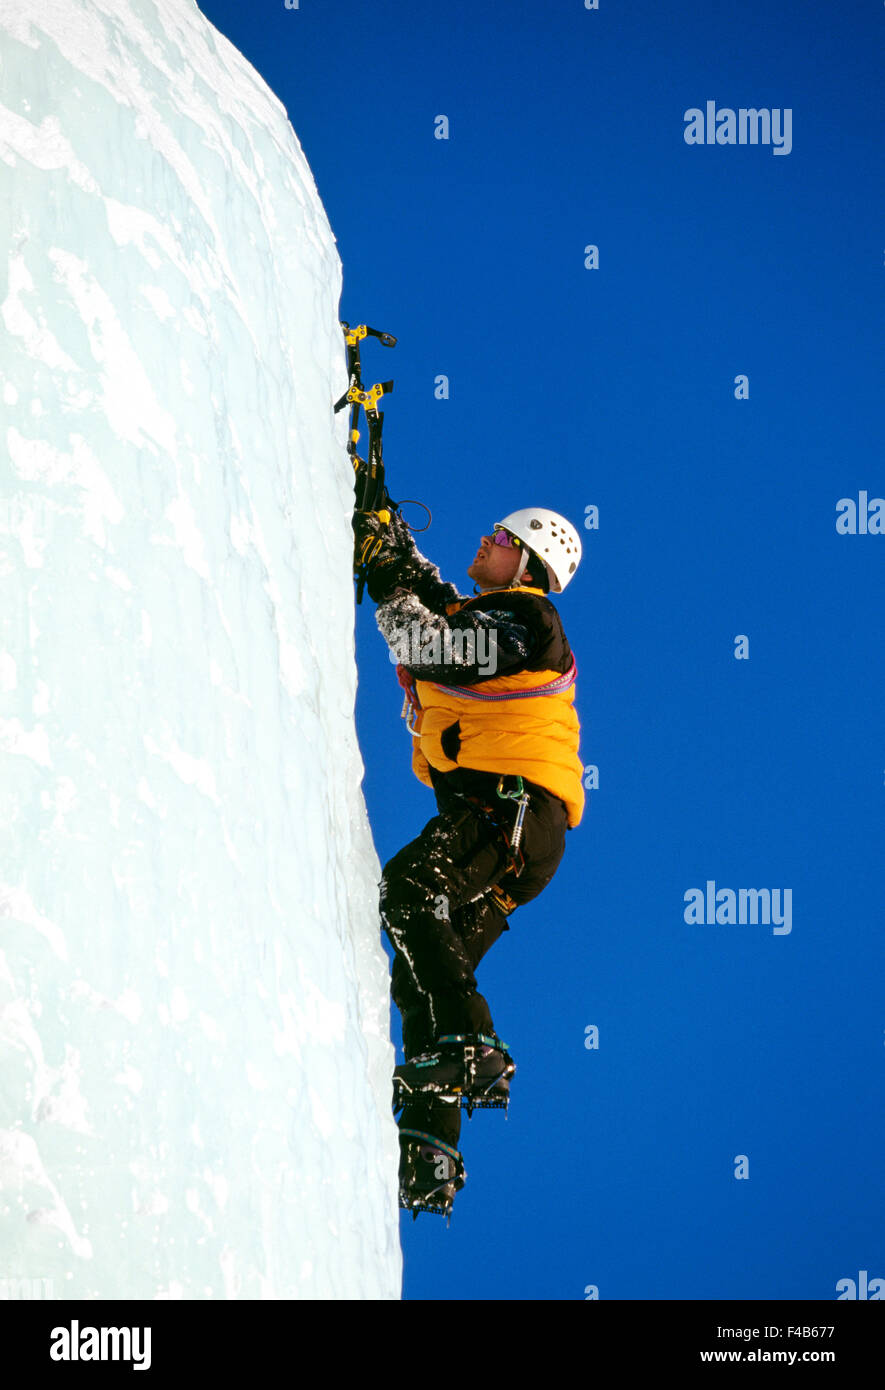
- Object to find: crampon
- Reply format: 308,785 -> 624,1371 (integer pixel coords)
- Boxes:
398,1129 -> 466,1222
393,1033 -> 516,1117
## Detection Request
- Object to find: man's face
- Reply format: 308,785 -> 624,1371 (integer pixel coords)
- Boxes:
467,530 -> 527,590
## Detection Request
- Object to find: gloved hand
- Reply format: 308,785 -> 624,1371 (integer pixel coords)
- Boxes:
352,507 -> 412,602
352,507 -> 391,570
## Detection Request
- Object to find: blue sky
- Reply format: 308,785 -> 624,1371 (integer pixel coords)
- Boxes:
199,0 -> 883,1300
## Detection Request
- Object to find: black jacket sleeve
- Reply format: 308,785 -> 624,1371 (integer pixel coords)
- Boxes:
375,589 -> 536,686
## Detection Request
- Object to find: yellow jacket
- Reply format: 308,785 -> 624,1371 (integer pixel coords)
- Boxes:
401,587 -> 585,828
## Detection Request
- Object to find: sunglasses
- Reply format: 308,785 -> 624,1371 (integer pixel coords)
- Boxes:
492,527 -> 522,550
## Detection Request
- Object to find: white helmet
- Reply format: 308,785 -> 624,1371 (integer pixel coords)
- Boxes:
494,508 -> 582,593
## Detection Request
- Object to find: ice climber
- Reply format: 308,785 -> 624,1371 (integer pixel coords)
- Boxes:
353,505 -> 585,1217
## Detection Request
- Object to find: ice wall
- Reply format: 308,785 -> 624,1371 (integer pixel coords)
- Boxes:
0,0 -> 400,1299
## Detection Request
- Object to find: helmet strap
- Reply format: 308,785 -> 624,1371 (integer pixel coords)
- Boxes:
513,548 -> 531,584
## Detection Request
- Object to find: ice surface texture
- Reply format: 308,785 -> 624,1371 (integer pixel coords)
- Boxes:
0,0 -> 400,1298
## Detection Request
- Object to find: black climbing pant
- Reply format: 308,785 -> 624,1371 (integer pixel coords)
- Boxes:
380,767 -> 569,1149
